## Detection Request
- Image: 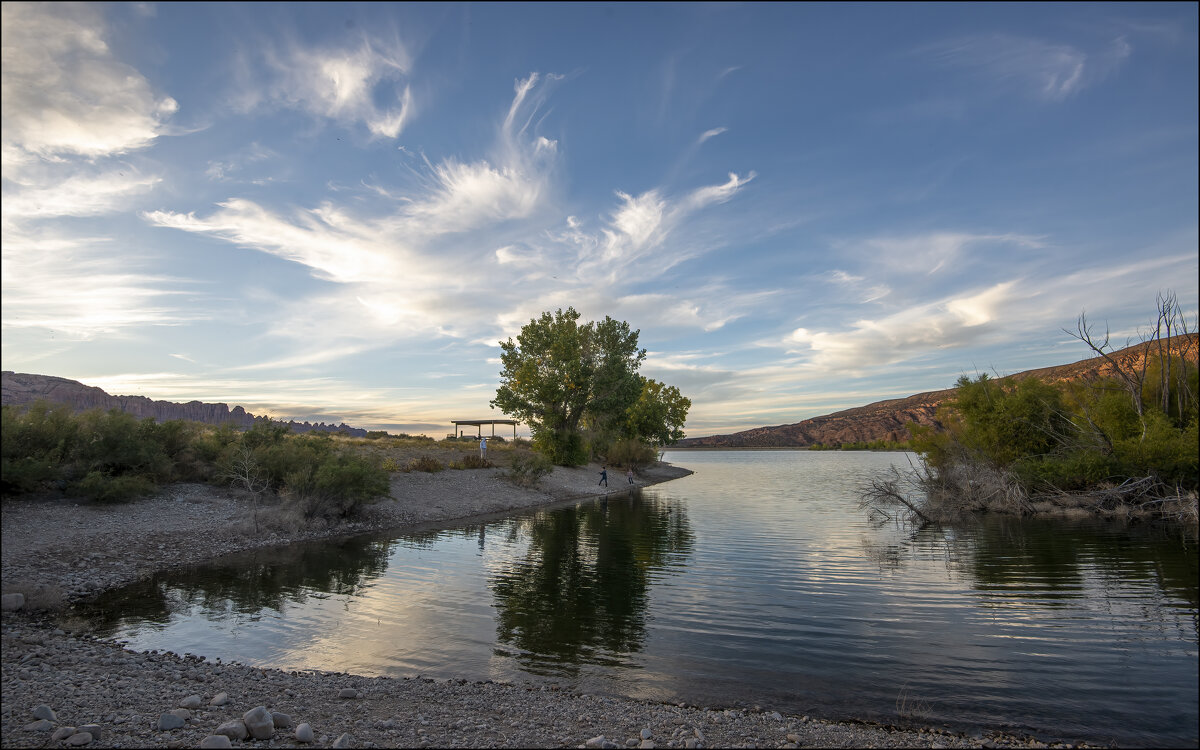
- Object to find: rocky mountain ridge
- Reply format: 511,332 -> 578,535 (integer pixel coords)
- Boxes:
677,334 -> 1198,448
0,372 -> 368,437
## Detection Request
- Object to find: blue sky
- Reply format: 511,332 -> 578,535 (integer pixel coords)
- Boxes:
2,2 -> 1197,438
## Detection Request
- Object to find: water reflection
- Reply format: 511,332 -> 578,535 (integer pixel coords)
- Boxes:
490,493 -> 694,675
77,535 -> 395,636
862,515 -> 1198,629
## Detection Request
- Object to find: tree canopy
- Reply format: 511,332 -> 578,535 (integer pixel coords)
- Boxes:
491,308 -> 690,465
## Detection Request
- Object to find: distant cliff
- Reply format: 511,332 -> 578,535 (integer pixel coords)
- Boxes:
677,334 -> 1198,449
1,371 -> 369,437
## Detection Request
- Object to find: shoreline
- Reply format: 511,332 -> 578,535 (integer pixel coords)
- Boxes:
3,462 -> 1093,748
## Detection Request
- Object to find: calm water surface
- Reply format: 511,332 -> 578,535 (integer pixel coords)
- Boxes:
75,451 -> 1198,747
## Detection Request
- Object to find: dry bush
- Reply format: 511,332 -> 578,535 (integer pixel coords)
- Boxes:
405,455 -> 444,473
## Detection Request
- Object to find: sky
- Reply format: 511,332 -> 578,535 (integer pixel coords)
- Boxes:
2,2 -> 1197,438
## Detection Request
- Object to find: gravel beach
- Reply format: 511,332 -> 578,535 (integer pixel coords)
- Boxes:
2,462 -> 1092,749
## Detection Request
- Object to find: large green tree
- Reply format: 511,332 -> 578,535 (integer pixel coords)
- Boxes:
625,377 -> 691,448
491,308 -> 646,465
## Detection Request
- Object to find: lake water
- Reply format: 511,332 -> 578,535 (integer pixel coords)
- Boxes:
74,451 -> 1198,747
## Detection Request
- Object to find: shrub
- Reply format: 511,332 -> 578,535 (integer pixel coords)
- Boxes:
406,455 -> 445,473
504,451 -> 553,487
605,438 -> 656,468
288,453 -> 391,519
451,454 -> 493,470
532,427 -> 588,466
71,471 -> 158,503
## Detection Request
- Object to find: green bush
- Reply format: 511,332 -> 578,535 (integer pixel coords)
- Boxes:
918,368 -> 1198,495
1,402 -> 79,493
604,438 -> 656,468
532,427 -> 588,466
71,471 -> 158,503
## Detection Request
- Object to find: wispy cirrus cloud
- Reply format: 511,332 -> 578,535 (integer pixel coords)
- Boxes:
856,231 -> 1045,276
237,31 -> 414,138
918,33 -> 1132,101
570,171 -> 755,281
2,168 -> 162,223
0,227 -> 198,339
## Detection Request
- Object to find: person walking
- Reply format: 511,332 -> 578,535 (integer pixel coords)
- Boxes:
626,467 -> 635,485
598,465 -> 608,487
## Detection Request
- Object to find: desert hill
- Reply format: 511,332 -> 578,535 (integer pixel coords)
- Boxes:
676,334 -> 1198,448
0,371 -> 369,437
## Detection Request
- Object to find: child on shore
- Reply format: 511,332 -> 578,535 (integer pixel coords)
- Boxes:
598,466 -> 608,487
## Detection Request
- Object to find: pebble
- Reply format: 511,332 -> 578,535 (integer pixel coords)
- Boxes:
179,693 -> 203,709
200,735 -> 233,749
214,719 -> 248,740
157,713 -> 185,731
295,722 -> 316,743
243,705 -> 276,739
209,691 -> 230,706
32,703 -> 57,721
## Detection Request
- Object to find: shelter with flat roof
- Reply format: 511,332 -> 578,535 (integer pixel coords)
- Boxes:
450,419 -> 519,439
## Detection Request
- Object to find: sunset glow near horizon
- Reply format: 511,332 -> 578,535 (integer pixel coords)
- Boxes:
2,2 -> 1197,438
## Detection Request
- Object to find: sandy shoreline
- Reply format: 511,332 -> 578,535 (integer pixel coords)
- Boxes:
3,462 -> 1090,748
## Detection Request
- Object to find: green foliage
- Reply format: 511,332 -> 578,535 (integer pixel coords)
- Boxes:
918,368 -> 1198,494
72,471 -> 158,503
2,402 -> 78,493
72,409 -> 174,483
809,439 -> 911,451
624,378 -> 691,448
948,374 -> 1073,467
605,438 -> 657,468
364,430 -> 390,439
504,450 -> 553,487
531,426 -> 589,467
492,308 -> 693,466
1,404 -> 390,515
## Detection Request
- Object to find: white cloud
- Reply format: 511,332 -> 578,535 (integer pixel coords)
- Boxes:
0,2 -> 177,168
0,3 -> 185,339
0,227 -> 197,339
249,34 -> 414,137
698,127 -> 727,144
859,232 -> 1044,275
144,199 -> 411,285
2,168 -> 162,222
579,171 -> 755,280
920,33 -> 1132,101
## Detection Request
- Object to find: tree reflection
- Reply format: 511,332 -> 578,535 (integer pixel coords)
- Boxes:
75,535 -> 395,636
490,492 -> 693,675
861,516 -> 1198,628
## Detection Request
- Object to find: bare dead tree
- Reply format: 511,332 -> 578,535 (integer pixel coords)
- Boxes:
221,443 -> 272,535
860,464 -> 934,526
1065,312 -> 1151,438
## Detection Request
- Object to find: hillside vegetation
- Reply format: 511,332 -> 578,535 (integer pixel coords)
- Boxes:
0,407 -> 545,518
866,295 -> 1198,528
